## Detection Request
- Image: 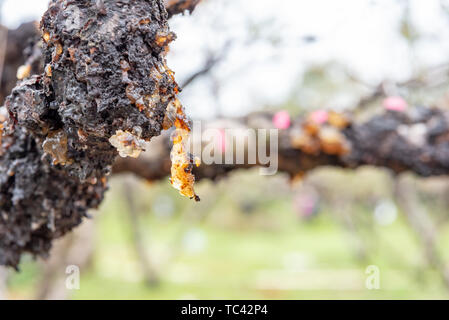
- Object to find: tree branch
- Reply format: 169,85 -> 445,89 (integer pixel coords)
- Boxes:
113,107 -> 449,181
0,0 -> 182,269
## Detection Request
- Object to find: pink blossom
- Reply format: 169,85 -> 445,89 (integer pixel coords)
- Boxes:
383,96 -> 408,112
309,110 -> 329,124
272,110 -> 291,129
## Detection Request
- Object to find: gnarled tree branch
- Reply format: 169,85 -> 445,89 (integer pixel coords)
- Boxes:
113,107 -> 449,181
0,0 -> 181,269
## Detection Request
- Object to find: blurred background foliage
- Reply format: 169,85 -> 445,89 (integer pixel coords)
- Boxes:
6,168 -> 449,299
2,0 -> 449,299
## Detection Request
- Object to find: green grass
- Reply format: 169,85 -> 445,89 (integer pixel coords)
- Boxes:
7,172 -> 449,300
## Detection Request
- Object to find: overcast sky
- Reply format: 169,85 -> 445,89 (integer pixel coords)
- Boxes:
2,0 -> 449,118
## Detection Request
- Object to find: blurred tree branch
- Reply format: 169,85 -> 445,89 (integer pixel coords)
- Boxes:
165,0 -> 202,18
113,107 -> 449,182
348,62 -> 449,112
35,219 -> 96,300
181,41 -> 231,89
394,174 -> 449,290
122,180 -> 160,287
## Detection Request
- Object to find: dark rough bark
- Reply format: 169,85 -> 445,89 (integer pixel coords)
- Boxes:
0,0 -> 202,103
343,108 -> 449,176
0,22 -> 41,103
0,0 -> 178,269
113,107 -> 449,181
